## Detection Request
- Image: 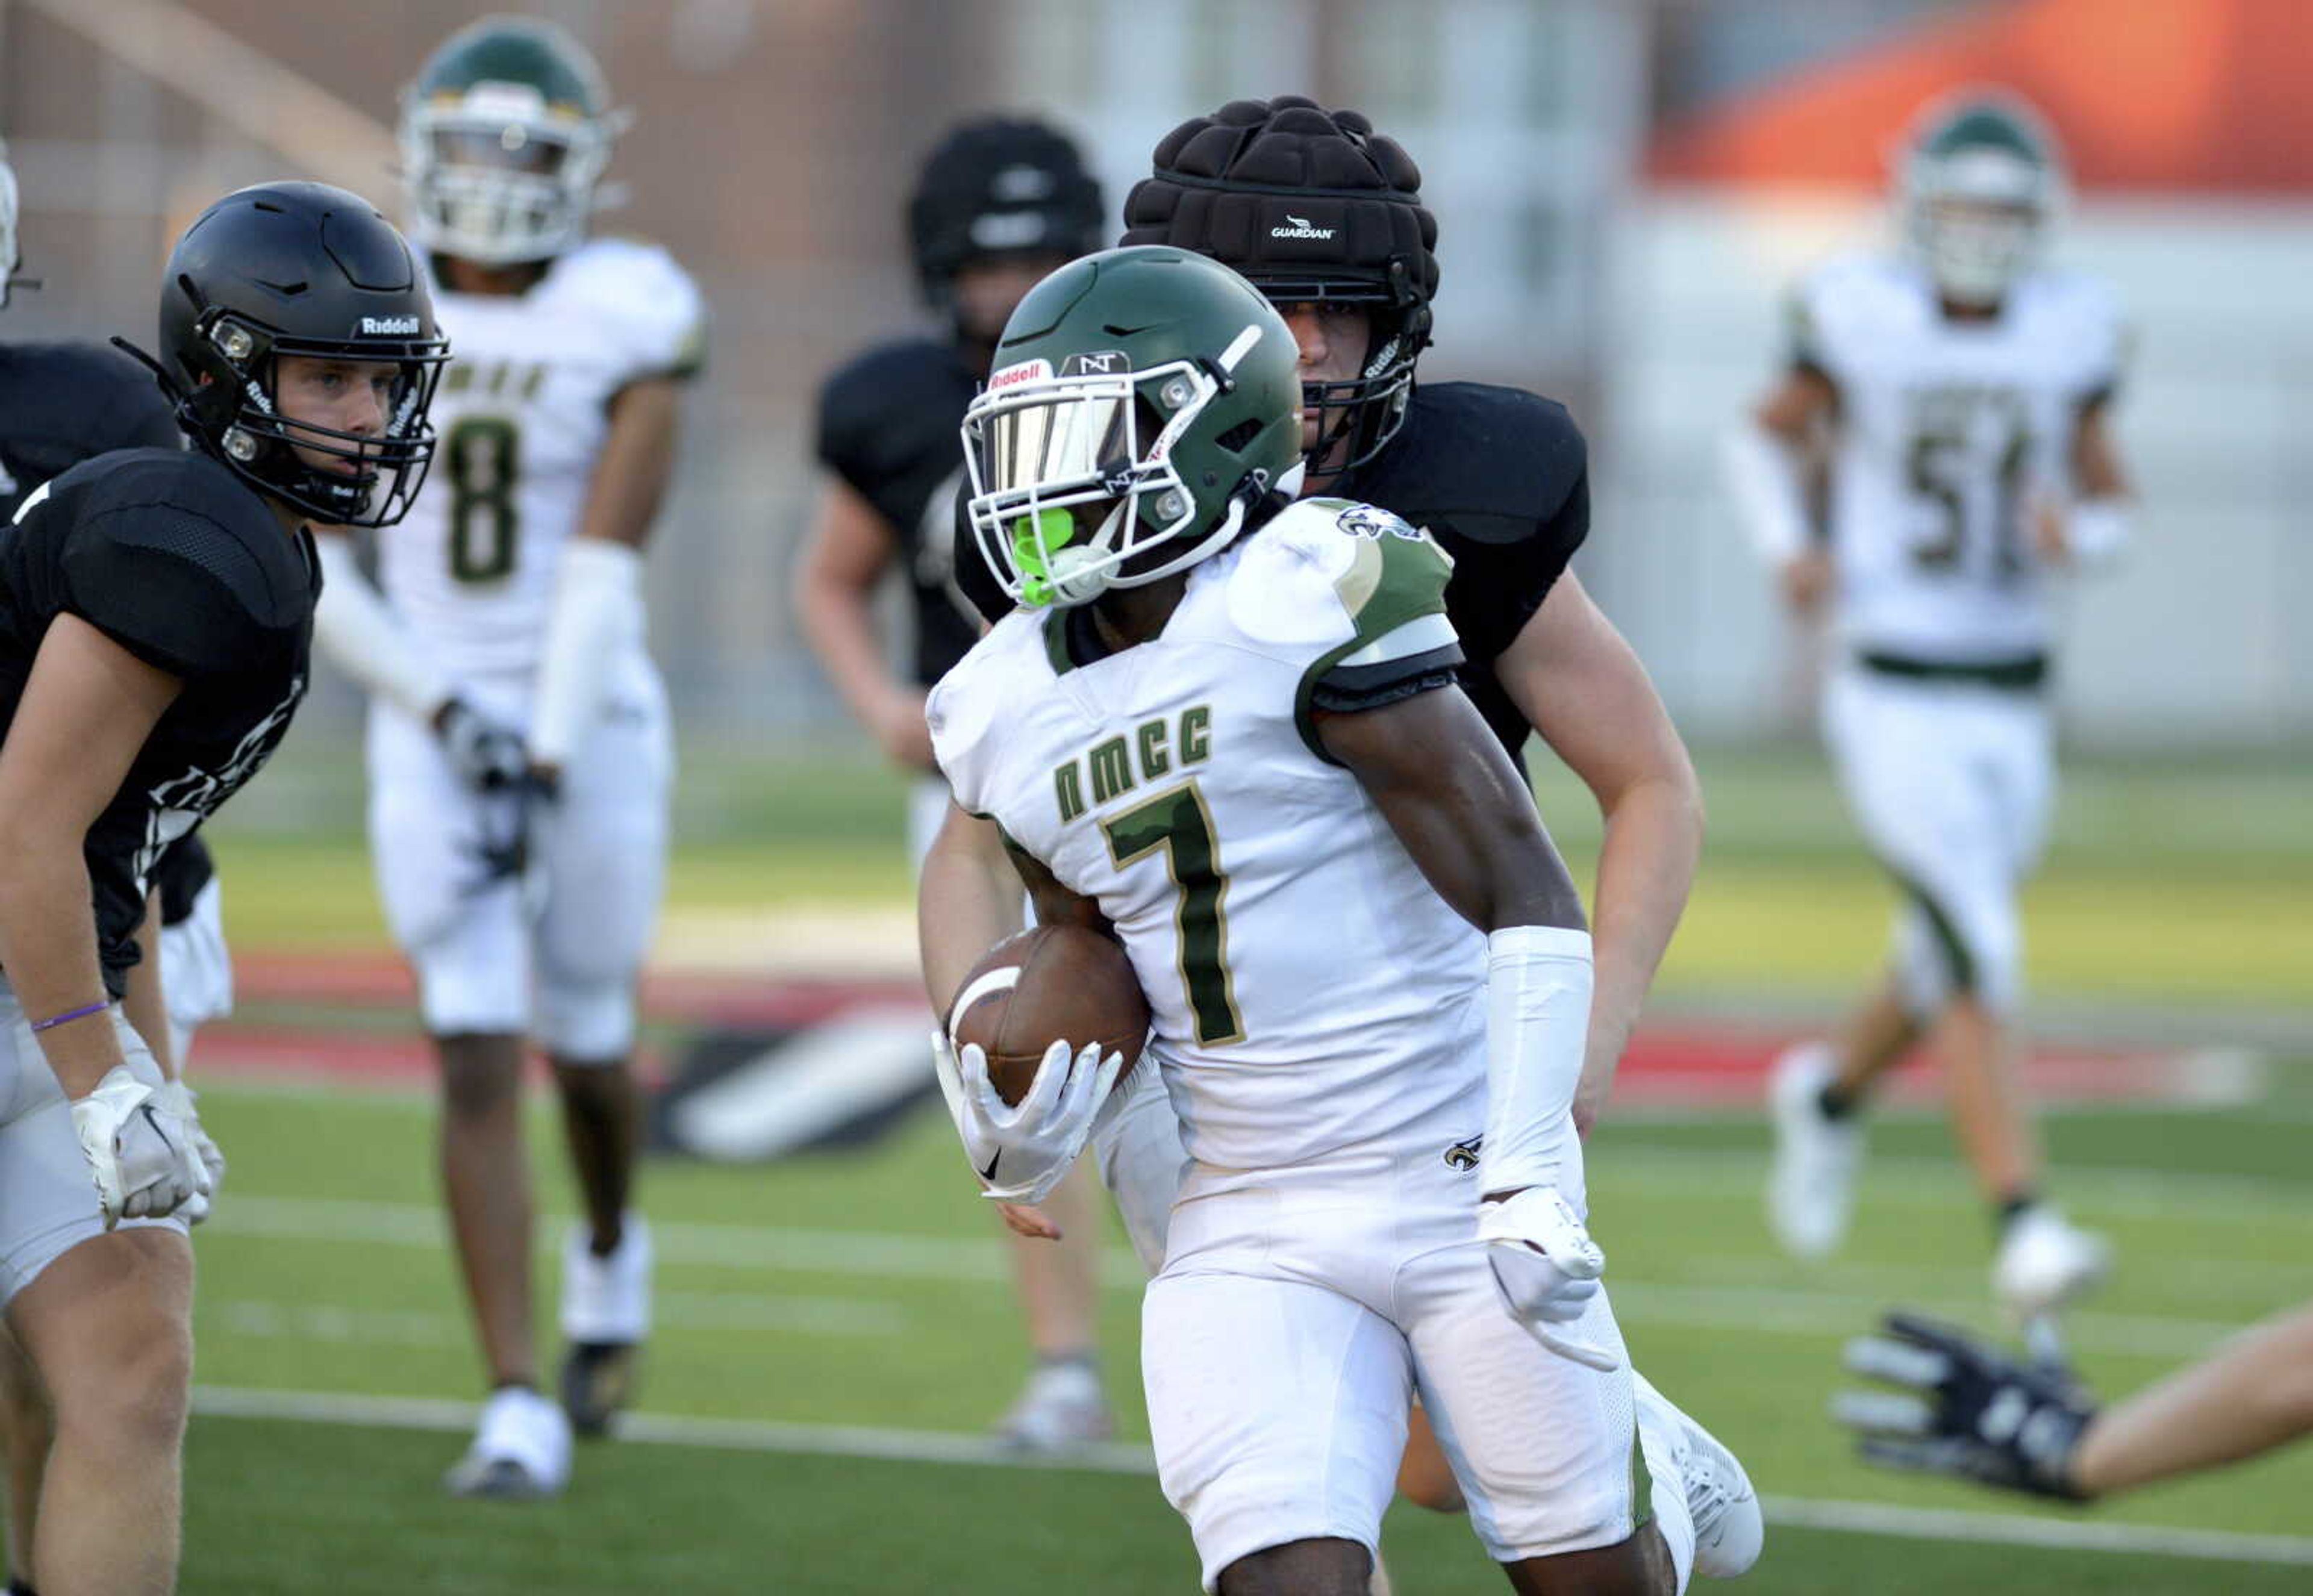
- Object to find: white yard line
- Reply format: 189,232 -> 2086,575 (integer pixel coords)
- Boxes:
211,1291 -> 906,1348
186,1383 -> 2313,1566
1756,1495 -> 2313,1568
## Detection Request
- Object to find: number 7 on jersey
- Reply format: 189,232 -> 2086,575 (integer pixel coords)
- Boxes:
1100,779 -> 1246,1047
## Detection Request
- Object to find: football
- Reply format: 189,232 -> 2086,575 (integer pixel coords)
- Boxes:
947,924 -> 1151,1107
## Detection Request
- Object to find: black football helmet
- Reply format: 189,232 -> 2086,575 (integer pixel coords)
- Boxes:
1122,96 -> 1439,474
152,182 -> 449,527
907,117 -> 1104,319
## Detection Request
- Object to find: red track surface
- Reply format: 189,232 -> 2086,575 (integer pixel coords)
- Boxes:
193,953 -> 2199,1107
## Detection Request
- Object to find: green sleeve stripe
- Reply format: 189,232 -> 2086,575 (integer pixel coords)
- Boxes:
1289,530 -> 1456,764
1334,529 -> 1453,647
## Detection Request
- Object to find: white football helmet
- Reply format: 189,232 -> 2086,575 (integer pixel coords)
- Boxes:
0,139 -> 22,310
1899,89 -> 2064,308
399,16 -> 622,266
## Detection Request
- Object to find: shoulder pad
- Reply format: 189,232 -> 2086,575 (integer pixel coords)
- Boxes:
64,451 -> 310,673
9,342 -> 179,454
1794,252 -> 1926,359
1226,498 -> 1453,655
925,609 -> 1043,807
547,238 -> 707,380
1363,382 -> 1585,534
818,338 -> 967,431
2021,268 -> 2123,329
2024,270 -> 2129,388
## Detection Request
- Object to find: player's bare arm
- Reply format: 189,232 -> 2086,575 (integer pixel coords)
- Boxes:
1316,683 -> 1584,936
119,888 -> 175,1083
578,375 -> 682,552
0,615 -> 179,1099
2038,396 -> 2134,565
917,802 -> 1034,1015
1728,365 -> 1838,610
2071,1301 -> 2313,1497
1499,573 -> 1703,1133
793,477 -> 932,770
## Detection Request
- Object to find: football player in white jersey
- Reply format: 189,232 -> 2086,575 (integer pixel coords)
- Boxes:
310,16 -> 703,1497
923,245 -> 1729,1596
1725,90 -> 2135,1326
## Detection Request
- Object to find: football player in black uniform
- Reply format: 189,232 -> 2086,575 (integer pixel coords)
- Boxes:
0,179 -> 443,1596
939,100 -> 1761,1589
792,116 -> 1120,1451
0,143 -> 241,1596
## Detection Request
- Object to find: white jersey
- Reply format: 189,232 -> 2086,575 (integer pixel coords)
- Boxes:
384,237 -> 704,679
1793,251 -> 2126,663
929,499 -> 1484,1172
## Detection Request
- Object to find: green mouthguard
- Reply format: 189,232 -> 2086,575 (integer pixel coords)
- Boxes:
1009,507 -> 1076,608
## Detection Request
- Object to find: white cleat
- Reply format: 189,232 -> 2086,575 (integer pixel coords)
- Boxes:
1766,1043 -> 1864,1261
443,1385 -> 572,1500
993,1359 -> 1113,1454
1993,1204 -> 2111,1320
1633,1371 -> 1764,1580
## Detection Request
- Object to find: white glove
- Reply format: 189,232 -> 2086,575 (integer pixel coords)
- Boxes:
68,1065 -> 212,1228
435,697 -> 529,791
150,1080 -> 225,1225
931,1029 -> 1123,1206
1478,1186 -> 1620,1371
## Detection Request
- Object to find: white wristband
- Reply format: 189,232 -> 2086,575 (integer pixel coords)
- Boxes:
1478,924 -> 1594,1198
529,538 -> 645,766
311,535 -> 452,721
2064,499 -> 2130,568
1721,420 -> 1813,565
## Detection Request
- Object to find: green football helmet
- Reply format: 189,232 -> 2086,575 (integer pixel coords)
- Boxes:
961,246 -> 1305,609
1899,89 -> 2063,307
400,16 -> 621,264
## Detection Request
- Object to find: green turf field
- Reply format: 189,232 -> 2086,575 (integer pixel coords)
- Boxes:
135,737 -> 2313,1592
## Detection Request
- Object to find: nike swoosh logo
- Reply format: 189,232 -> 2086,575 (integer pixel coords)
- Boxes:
139,1105 -> 179,1155
979,1152 -> 1001,1182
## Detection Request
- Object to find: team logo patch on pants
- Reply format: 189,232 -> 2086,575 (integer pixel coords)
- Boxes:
1443,1134 -> 1482,1172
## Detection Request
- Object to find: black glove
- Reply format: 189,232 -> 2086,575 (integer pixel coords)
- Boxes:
434,697 -> 529,792
1835,1312 -> 2098,1501
459,769 -> 558,903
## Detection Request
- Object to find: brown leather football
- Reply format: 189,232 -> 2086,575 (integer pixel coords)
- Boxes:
947,924 -> 1151,1107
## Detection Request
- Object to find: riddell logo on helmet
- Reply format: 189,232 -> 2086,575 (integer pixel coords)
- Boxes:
1269,214 -> 1335,240
361,316 -> 421,335
987,358 -> 1052,391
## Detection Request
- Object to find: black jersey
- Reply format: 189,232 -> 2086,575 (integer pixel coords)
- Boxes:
0,341 -> 183,523
1340,382 -> 1588,758
813,337 -> 984,687
957,379 -> 1590,763
0,449 -> 315,994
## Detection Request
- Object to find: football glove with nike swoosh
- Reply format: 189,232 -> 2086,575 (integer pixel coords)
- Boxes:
931,1029 -> 1123,1205
69,1065 -> 212,1227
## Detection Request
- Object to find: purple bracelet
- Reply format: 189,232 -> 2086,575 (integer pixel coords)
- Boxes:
30,1000 -> 108,1033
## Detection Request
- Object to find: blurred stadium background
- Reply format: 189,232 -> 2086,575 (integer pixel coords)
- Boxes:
3,0 -> 2309,1591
